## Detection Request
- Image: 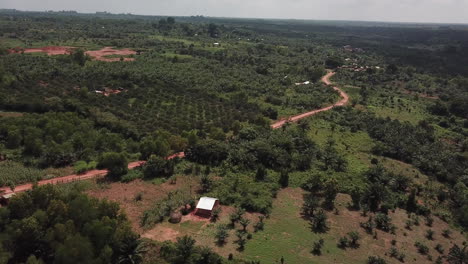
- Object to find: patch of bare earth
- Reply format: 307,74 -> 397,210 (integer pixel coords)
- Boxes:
9,46 -> 74,55
87,177 -> 195,234
85,47 -> 136,62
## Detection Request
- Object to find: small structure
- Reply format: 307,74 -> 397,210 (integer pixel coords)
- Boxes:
169,211 -> 182,223
295,81 -> 311,86
195,197 -> 219,218
0,193 -> 15,206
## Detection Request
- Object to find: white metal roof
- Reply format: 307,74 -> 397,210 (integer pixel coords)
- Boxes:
196,197 -> 218,210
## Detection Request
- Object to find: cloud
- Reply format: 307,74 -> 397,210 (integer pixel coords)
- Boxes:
2,0 -> 468,23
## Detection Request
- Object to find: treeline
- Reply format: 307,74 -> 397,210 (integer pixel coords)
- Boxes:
184,124 -> 347,214
0,185 -> 142,264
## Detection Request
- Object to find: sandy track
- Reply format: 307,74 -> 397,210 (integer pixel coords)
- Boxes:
0,153 -> 184,196
270,71 -> 348,129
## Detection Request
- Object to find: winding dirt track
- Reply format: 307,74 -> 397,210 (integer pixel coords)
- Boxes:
0,71 -> 347,196
271,71 -> 348,129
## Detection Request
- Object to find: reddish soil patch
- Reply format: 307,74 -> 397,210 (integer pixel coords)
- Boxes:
85,47 -> 137,62
87,177 -> 194,234
9,46 -> 74,55
142,226 -> 180,242
271,71 -> 349,129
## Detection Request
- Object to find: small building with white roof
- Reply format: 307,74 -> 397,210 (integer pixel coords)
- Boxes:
195,197 -> 219,217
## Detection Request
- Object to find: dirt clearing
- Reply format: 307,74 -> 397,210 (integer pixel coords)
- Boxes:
9,46 -> 73,55
85,47 -> 136,62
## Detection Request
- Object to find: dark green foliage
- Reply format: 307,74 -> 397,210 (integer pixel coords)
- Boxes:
414,241 -> 429,255
255,166 -> 267,182
311,238 -> 324,255
160,235 -> 224,264
0,185 -> 139,263
446,244 -> 467,264
215,224 -> 229,245
374,213 -> 392,232
143,155 -> 174,179
367,256 -> 387,264
98,152 -> 128,180
311,209 -> 328,233
360,216 -> 375,234
279,170 -> 289,188
337,236 -> 349,249
425,229 -> 435,240
347,231 -> 360,247
210,207 -> 221,223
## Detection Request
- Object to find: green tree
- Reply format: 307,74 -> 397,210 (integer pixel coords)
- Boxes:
447,244 -> 467,264
98,152 -> 128,180
279,170 -> 289,188
311,209 -> 328,233
118,238 -> 147,264
214,224 -> 229,245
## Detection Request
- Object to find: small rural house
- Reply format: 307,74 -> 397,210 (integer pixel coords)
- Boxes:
195,197 -> 219,217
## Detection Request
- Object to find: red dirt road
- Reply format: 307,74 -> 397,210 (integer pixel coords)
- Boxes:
0,153 -> 184,196
270,71 -> 348,129
0,71 -> 345,195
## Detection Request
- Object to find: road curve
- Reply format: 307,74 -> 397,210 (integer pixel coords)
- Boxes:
270,71 -> 348,129
0,72 -> 348,196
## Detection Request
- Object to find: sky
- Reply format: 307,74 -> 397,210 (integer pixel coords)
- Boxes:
2,0 -> 468,24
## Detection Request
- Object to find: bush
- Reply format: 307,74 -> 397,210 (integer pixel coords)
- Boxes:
435,243 -> 444,254
425,229 -> 434,240
312,238 -> 324,255
215,224 -> 229,245
121,169 -> 143,183
98,152 -> 128,180
414,241 -> 429,255
347,231 -> 360,247
375,213 -> 392,232
367,256 -> 387,264
338,236 -> 349,249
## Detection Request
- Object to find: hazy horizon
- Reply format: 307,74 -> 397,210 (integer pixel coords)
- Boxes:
2,0 -> 468,24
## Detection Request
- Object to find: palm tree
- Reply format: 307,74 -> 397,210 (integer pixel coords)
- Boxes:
118,238 -> 147,264
447,244 -> 468,264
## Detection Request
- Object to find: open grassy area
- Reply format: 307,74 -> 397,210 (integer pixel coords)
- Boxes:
136,187 -> 467,264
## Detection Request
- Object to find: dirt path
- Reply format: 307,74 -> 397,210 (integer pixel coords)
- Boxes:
0,72 -> 347,196
270,71 -> 348,129
0,153 -> 185,196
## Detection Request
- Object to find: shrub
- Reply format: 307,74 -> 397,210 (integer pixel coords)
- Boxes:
375,213 -> 392,232
360,216 -> 375,234
435,243 -> 444,254
210,208 -> 221,223
338,236 -> 349,249
367,256 -> 387,264
347,231 -> 360,247
215,224 -> 229,245
442,229 -> 451,238
312,238 -> 324,255
414,241 -> 429,255
311,209 -> 328,233
425,229 -> 435,240
134,192 -> 143,202
121,169 -> 143,183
